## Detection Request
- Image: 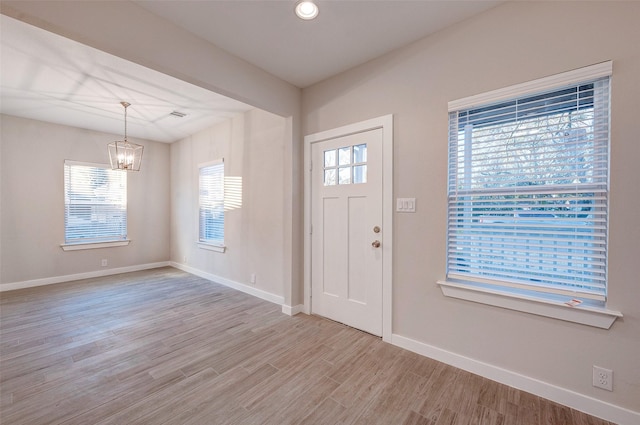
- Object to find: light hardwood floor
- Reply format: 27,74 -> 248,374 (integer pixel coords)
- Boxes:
0,267 -> 615,425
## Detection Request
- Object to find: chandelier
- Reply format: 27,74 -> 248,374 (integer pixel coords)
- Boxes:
108,102 -> 143,171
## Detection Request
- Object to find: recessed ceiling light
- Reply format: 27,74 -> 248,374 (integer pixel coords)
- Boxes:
295,0 -> 319,20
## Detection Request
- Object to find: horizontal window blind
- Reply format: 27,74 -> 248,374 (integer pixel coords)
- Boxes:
447,73 -> 610,301
199,160 -> 225,245
64,161 -> 127,244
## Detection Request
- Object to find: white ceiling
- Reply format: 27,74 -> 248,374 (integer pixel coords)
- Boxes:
0,1 -> 503,143
0,14 -> 254,143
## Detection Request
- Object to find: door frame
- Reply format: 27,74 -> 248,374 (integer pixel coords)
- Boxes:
303,115 -> 393,342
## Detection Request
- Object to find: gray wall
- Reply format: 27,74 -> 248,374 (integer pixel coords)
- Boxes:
170,109 -> 287,298
0,114 -> 170,284
302,1 -> 640,413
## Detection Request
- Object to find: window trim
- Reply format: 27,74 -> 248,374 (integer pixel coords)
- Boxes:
198,159 -> 226,252
448,61 -> 612,112
437,280 -> 621,329
441,61 -> 622,327
61,240 -> 130,251
197,242 -> 226,253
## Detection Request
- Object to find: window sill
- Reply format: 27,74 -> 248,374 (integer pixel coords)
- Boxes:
437,280 -> 622,329
198,242 -> 226,253
61,240 -> 130,251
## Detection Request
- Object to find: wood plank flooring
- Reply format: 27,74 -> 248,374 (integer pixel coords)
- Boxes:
0,267 -> 615,424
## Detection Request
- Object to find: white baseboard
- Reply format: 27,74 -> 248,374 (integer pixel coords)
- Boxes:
170,262 -> 285,306
282,304 -> 304,316
0,262 -> 171,292
391,334 -> 639,425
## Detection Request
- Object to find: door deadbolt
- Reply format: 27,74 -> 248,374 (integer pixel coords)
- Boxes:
373,226 -> 381,233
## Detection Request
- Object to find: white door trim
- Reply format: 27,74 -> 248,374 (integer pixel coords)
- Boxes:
303,115 -> 393,342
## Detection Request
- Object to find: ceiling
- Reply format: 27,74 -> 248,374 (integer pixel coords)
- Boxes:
133,0 -> 503,89
0,1 -> 503,143
0,14 -> 254,143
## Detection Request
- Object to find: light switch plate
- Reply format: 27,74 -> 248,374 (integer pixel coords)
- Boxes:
396,198 -> 416,213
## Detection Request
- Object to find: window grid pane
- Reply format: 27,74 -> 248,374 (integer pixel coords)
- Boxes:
353,144 -> 367,164
324,150 -> 336,167
353,165 -> 367,184
324,169 -> 336,186
338,147 -> 351,166
338,167 -> 351,185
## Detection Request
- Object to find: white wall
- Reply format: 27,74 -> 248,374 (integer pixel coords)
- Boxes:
0,114 -> 170,285
302,1 -> 640,417
170,109 -> 287,300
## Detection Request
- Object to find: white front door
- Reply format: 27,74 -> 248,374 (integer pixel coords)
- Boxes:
310,128 -> 383,336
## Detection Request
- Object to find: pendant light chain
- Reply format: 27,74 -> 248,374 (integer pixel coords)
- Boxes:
124,104 -> 127,142
121,101 -> 130,142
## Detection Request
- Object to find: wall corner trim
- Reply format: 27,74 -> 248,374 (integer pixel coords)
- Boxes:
391,334 -> 640,425
282,304 -> 305,316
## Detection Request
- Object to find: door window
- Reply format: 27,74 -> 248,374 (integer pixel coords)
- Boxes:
323,143 -> 367,186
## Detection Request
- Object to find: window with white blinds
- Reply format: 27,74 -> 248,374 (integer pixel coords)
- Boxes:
64,161 -> 127,244
199,160 -> 225,246
446,63 -> 611,302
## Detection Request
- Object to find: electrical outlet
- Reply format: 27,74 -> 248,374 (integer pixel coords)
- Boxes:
593,366 -> 613,391
250,273 -> 256,284
101,259 -> 108,267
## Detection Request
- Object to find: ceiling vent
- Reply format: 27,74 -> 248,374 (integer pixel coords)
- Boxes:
170,111 -> 187,118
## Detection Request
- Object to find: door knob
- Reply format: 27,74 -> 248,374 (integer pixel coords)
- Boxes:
372,240 -> 381,248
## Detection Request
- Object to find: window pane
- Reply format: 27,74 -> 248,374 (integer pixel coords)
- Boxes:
338,147 -> 351,166
64,162 -> 127,244
199,161 -> 225,245
338,167 -> 351,185
353,144 -> 367,163
324,149 -> 336,167
447,76 -> 610,301
324,169 -> 336,186
353,165 -> 367,184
